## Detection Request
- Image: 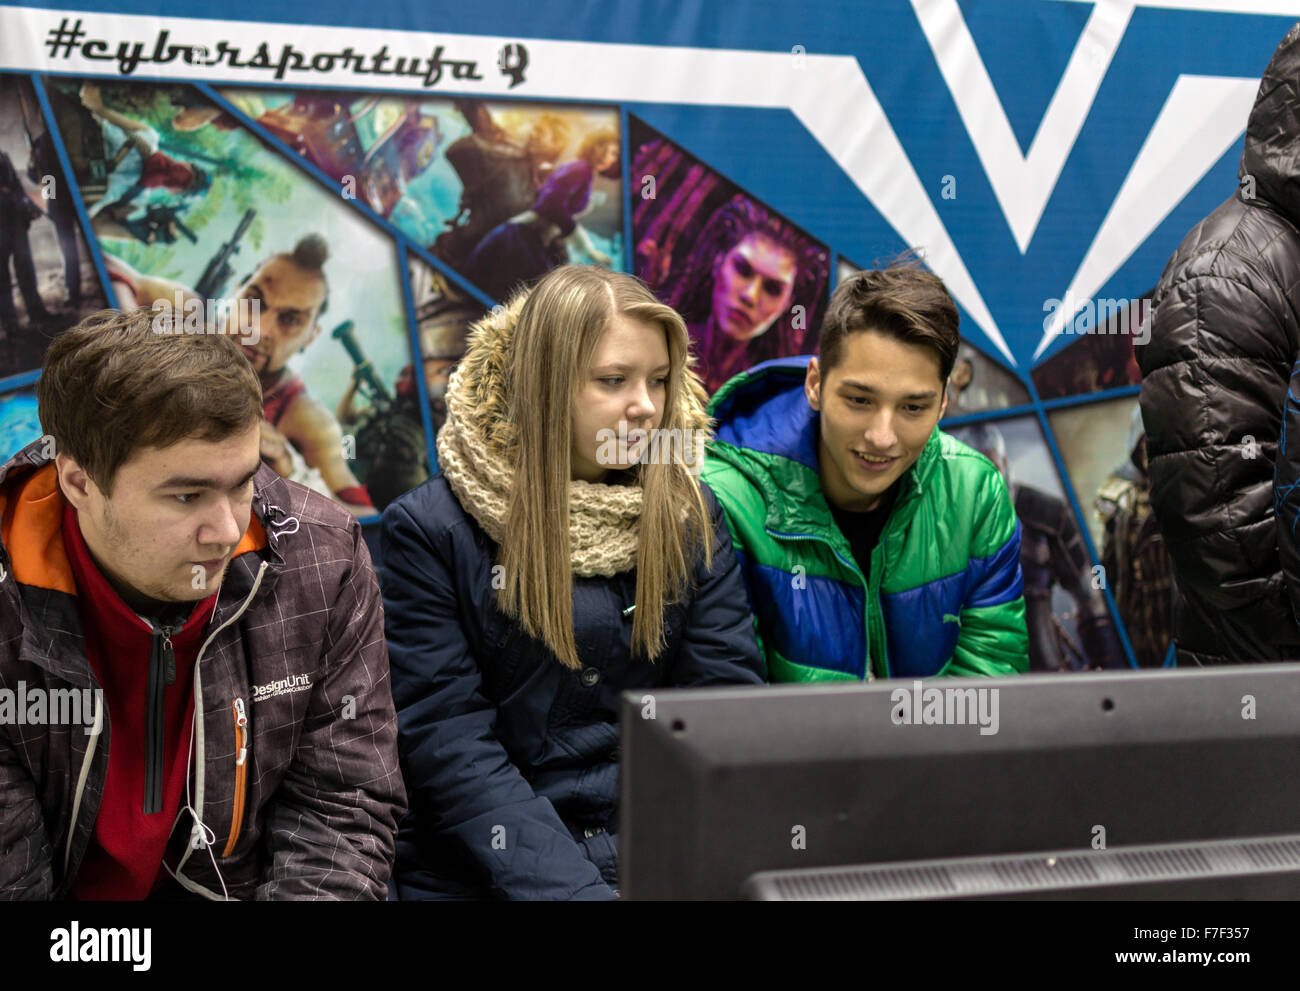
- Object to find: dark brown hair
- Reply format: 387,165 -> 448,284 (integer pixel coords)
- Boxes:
37,306 -> 263,495
819,259 -> 959,383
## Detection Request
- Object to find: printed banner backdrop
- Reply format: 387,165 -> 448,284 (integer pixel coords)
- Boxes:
0,385 -> 39,460
2,0 -> 1298,667
221,89 -> 626,300
631,118 -> 830,396
55,77 -> 419,517
0,72 -> 106,380
946,415 -> 1129,672
407,250 -> 482,443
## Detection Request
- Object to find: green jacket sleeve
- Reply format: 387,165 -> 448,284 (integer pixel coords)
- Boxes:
946,468 -> 1029,677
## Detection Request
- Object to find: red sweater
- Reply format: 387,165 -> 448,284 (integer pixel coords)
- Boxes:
63,504 -> 217,900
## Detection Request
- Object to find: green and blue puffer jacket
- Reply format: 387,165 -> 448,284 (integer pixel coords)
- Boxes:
702,357 -> 1029,681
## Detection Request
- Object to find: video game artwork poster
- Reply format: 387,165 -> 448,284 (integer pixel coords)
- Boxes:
630,117 -> 830,398
44,78 -> 423,518
221,88 -> 627,303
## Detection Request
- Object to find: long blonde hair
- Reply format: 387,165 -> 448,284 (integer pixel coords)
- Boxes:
497,265 -> 713,668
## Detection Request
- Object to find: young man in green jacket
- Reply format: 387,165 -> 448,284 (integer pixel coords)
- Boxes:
701,264 -> 1029,681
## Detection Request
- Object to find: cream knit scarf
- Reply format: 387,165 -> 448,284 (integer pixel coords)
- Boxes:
436,296 -> 709,577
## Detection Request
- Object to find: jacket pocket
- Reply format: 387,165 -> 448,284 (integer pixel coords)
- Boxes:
221,697 -> 249,858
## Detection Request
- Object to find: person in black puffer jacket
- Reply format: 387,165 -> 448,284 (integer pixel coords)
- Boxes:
1136,22 -> 1300,664
379,265 -> 765,900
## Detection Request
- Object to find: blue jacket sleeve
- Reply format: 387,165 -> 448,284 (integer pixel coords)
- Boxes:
947,469 -> 1030,677
379,500 -> 615,900
669,485 -> 767,686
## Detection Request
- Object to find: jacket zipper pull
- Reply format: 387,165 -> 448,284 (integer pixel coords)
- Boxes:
233,697 -> 249,766
162,626 -> 176,685
223,696 -> 252,859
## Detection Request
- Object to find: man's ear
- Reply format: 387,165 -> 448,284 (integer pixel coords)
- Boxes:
937,382 -> 949,422
55,452 -> 96,510
805,357 -> 822,411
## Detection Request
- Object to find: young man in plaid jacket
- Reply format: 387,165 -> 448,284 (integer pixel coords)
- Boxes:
0,306 -> 404,900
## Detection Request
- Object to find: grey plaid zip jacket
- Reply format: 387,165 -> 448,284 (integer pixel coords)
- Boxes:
0,439 -> 405,899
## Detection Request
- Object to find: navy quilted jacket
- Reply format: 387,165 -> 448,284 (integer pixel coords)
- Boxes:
379,474 -> 764,900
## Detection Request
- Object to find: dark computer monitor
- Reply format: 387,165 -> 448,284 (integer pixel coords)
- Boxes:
619,665 -> 1300,900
